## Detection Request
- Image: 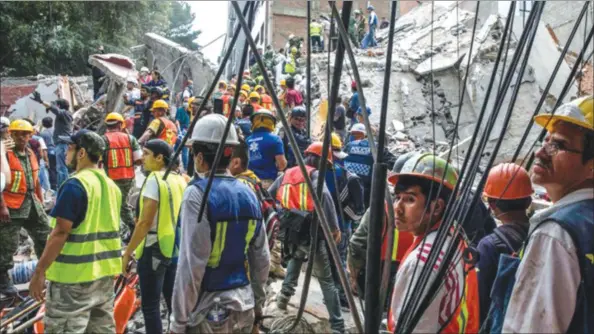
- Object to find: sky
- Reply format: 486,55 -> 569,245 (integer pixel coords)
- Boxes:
188,1 -> 229,64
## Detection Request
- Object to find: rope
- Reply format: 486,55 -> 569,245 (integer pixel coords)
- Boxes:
269,315 -> 315,334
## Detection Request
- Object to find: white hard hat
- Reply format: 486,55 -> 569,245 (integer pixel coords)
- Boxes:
190,114 -> 240,145
350,123 -> 366,134
0,117 -> 10,127
140,67 -> 149,73
289,34 -> 295,40
126,76 -> 137,84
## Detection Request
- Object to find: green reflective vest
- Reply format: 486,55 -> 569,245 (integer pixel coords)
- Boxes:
136,171 -> 186,259
46,169 -> 122,284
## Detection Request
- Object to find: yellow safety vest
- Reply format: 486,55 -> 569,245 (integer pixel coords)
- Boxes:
284,56 -> 296,74
310,22 -> 322,36
46,169 -> 122,284
136,171 -> 186,259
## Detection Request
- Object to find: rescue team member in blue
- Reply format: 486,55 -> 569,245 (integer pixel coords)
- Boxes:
496,96 -> 594,333
246,109 -> 287,188
171,114 -> 270,334
29,130 -> 122,333
278,106 -> 312,168
122,139 -> 187,334
235,104 -> 254,138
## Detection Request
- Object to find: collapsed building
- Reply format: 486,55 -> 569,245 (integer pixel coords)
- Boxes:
310,2 -> 581,168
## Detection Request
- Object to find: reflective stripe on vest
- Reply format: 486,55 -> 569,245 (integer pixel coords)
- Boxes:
157,117 -> 178,146
261,94 -> 273,111
276,166 -> 316,212
104,132 -> 135,180
3,149 -> 39,209
136,171 -> 186,259
45,169 -> 122,284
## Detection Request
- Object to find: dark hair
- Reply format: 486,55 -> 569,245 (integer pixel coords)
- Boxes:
232,141 -> 249,170
42,117 -> 53,128
583,130 -> 594,163
76,145 -> 101,163
56,98 -> 70,110
192,142 -> 232,169
106,122 -> 121,130
395,175 -> 453,209
488,197 -> 532,212
279,48 -> 285,53
242,103 -> 254,117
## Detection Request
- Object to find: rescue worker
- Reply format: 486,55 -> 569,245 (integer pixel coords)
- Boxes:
243,70 -> 256,87
278,106 -> 311,168
0,120 -> 50,296
139,99 -> 178,147
283,48 -> 297,76
171,114 -> 270,333
103,113 -> 143,239
148,69 -> 167,88
221,85 -> 235,117
127,84 -> 152,139
278,79 -> 288,111
499,96 -> 594,333
123,139 -> 186,334
249,91 -> 263,112
361,5 -> 378,49
212,80 -> 227,103
348,81 -> 360,127
239,90 -> 249,105
269,141 -> 345,334
348,10 -> 361,45
236,103 -> 254,138
387,153 -> 479,333
139,66 -> 152,85
310,18 -> 323,53
246,109 -> 287,188
29,130 -> 122,333
284,77 -> 303,112
344,117 -> 395,208
477,163 -> 532,325
0,120 -> 10,223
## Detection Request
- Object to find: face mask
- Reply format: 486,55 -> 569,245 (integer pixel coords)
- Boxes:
183,103 -> 189,109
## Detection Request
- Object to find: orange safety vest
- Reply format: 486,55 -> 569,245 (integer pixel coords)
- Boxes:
104,132 -> 135,180
156,117 -> 178,146
261,94 -> 273,111
387,228 -> 480,333
381,221 -> 414,262
276,165 -> 315,212
3,149 -> 40,209
251,102 -> 262,112
222,94 -> 232,117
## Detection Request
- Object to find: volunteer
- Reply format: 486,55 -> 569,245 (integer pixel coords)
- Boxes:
246,109 -> 287,188
139,99 -> 178,147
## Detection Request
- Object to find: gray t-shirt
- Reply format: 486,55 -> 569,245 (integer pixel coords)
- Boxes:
48,105 -> 73,144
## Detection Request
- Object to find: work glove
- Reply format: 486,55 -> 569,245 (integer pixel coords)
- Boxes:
30,91 -> 43,104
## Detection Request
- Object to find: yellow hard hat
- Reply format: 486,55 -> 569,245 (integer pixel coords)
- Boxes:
331,132 -> 343,149
241,84 -> 251,92
187,97 -> 196,107
227,84 -> 236,91
254,85 -> 265,93
105,112 -> 124,124
249,91 -> 261,100
280,79 -> 286,87
151,99 -> 169,111
291,47 -> 298,54
8,119 -> 34,133
534,95 -> 593,131
240,90 -> 248,98
218,80 -> 228,88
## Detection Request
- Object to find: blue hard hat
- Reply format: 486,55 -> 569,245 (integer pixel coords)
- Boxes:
367,5 -> 374,10
357,106 -> 371,115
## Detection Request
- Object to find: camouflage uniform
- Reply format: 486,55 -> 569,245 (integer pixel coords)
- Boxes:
0,150 -> 50,274
186,310 -> 254,334
114,178 -> 135,239
44,276 -> 115,334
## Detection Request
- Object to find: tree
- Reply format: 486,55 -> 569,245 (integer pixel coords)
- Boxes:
165,1 -> 201,50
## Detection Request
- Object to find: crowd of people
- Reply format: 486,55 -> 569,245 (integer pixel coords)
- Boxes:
0,53 -> 592,334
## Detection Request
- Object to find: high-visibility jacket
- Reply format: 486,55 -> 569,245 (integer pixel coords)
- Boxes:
284,56 -> 296,74
156,117 -> 178,146
310,22 -> 323,36
276,165 -> 315,212
222,94 -> 234,117
195,176 -> 263,291
104,132 -> 135,181
387,228 -> 479,333
136,171 -> 187,259
251,102 -> 262,112
261,94 -> 273,111
46,169 -> 122,284
382,223 -> 414,262
3,149 -> 41,209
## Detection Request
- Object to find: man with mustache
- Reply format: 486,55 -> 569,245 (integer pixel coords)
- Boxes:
387,153 -> 479,333
502,96 -> 594,333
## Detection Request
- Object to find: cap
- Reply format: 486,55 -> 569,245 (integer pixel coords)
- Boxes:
350,123 -> 366,134
140,67 -> 149,73
59,130 -> 106,156
145,139 -> 173,164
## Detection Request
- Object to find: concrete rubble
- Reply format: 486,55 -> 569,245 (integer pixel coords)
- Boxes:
309,1 -> 578,167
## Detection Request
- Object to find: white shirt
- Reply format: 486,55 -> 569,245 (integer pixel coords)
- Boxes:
141,175 -> 161,246
503,188 -> 593,333
390,231 -> 465,332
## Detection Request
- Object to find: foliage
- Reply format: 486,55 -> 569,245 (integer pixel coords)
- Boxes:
0,1 -> 199,76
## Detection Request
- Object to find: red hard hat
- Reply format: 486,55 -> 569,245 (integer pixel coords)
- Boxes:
483,163 -> 533,200
351,80 -> 357,89
304,141 -> 333,164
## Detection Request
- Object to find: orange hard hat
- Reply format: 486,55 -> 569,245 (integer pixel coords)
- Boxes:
483,163 -> 533,200
304,141 -> 332,164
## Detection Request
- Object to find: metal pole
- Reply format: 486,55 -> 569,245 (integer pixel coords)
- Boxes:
163,3 -> 251,179
230,2 -> 363,331
306,0 -> 312,137
365,2 -> 397,333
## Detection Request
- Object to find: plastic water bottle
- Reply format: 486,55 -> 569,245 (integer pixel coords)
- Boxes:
206,297 -> 229,326
9,260 -> 38,284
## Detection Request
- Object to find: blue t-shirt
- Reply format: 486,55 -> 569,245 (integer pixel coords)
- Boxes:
49,178 -> 88,229
349,92 -> 360,123
176,107 -> 190,131
246,128 -> 284,180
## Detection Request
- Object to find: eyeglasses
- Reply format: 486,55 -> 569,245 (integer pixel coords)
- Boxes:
534,140 -> 583,156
